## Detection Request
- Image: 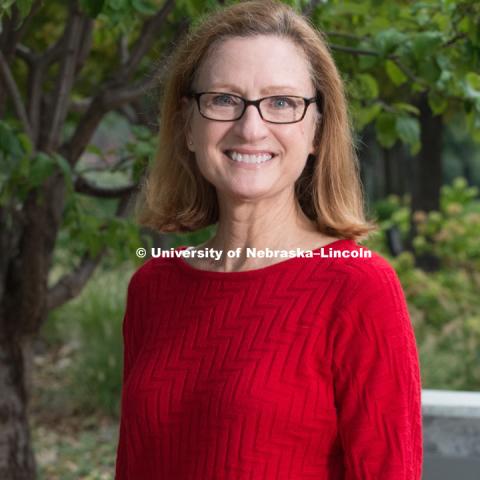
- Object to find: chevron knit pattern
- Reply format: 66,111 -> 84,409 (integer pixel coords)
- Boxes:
114,239 -> 423,479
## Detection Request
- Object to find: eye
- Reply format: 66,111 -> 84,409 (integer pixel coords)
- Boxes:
212,94 -> 238,106
270,96 -> 295,109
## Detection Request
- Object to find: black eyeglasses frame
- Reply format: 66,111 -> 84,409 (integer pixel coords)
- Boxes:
186,91 -> 323,124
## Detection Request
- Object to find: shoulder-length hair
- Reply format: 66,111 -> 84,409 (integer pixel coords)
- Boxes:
135,0 -> 378,241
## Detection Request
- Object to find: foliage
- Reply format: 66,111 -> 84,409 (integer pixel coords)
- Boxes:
366,177 -> 480,390
312,0 -> 480,152
1,0 -> 478,273
45,261 -> 134,417
32,419 -> 118,480
56,126 -> 154,265
40,178 -> 480,425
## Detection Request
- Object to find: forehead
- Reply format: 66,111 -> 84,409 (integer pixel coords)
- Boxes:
194,35 -> 314,93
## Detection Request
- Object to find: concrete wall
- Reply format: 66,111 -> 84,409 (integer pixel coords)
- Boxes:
422,389 -> 480,480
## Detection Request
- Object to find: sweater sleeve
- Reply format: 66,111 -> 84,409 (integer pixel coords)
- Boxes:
332,262 -> 423,479
115,272 -> 142,480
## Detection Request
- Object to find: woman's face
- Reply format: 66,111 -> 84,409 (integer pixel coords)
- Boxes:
184,35 -> 319,202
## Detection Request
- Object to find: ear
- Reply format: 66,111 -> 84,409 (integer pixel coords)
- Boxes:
181,96 -> 195,152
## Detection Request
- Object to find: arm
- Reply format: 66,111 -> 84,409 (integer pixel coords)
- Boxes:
114,275 -> 141,480
332,264 -> 423,479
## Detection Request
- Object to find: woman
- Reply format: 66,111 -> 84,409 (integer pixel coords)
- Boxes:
115,1 -> 423,478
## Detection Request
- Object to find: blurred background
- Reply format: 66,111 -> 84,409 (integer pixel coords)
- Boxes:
0,0 -> 479,478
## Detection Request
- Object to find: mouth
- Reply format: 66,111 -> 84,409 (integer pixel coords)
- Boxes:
224,150 -> 276,165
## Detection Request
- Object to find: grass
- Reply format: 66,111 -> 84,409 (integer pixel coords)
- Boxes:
32,260 -> 136,478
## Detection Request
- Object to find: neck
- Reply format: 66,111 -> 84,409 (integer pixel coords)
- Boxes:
199,189 -> 325,272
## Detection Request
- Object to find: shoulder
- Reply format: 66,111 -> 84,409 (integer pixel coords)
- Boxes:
126,255 -> 173,299
128,257 -> 157,290
326,239 -> 400,284
325,240 -> 407,310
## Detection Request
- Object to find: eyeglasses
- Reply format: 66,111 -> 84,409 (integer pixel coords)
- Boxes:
187,91 -> 321,124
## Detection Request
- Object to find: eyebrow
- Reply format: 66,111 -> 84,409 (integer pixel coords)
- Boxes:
208,84 -> 301,95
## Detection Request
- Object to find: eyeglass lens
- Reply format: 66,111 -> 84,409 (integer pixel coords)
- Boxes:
199,93 -> 306,123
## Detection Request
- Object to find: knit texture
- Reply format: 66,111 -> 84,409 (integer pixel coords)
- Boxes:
115,239 -> 423,479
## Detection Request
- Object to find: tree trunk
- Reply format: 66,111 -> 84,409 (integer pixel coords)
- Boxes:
0,336 -> 36,479
407,93 -> 444,271
0,174 -> 68,479
413,93 -> 443,213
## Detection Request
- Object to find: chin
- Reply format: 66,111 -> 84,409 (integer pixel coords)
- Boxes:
217,182 -> 281,202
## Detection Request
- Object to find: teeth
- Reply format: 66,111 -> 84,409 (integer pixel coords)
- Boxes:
226,151 -> 273,164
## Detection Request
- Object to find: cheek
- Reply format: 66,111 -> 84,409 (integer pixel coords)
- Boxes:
298,113 -> 318,146
192,118 -> 228,145
299,124 -> 314,146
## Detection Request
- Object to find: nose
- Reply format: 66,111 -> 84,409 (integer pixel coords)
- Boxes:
232,103 -> 270,140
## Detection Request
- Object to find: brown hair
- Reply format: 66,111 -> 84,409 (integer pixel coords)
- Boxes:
135,0 -> 378,241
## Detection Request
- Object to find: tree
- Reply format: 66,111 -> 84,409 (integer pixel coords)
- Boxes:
0,0 -> 187,477
311,0 -> 480,265
0,0 -> 479,478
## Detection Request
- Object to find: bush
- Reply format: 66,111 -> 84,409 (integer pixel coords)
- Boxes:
366,177 -> 480,390
43,176 -> 480,421
44,261 -> 134,417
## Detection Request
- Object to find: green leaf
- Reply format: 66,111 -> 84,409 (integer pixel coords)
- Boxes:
130,0 -> 157,15
396,115 -> 420,147
15,0 -> 33,18
53,154 -> 74,193
466,72 -> 480,99
436,69 -> 453,91
432,12 -> 449,31
374,29 -> 407,56
85,144 -> 104,156
428,92 -> 448,115
0,121 -> 23,157
418,57 -> 441,84
108,0 -> 129,12
375,112 -> 397,148
385,60 -> 407,86
353,103 -> 382,131
393,102 -> 420,116
17,133 -> 33,156
351,73 -> 379,100
411,32 -> 444,61
0,0 -> 16,16
458,16 -> 477,43
29,153 -> 56,188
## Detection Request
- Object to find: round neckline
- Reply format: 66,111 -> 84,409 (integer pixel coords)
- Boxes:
170,238 -> 354,280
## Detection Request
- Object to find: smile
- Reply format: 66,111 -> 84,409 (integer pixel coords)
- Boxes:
224,150 -> 274,164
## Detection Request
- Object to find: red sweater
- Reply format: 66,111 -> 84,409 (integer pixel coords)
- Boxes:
115,238 -> 423,479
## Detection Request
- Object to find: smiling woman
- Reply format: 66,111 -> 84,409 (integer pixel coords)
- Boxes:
115,1 -> 423,479
135,2 -> 375,248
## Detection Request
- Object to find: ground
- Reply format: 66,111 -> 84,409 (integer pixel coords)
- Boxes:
30,339 -> 118,480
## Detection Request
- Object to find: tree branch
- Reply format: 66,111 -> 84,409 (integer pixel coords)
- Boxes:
329,43 -> 428,87
27,61 -> 44,146
120,0 -> 176,79
442,33 -> 467,48
75,18 -> 94,76
62,17 -> 190,166
15,44 -> 35,65
0,50 -> 33,140
325,31 -> 366,42
46,249 -> 105,311
42,3 -> 86,151
46,189 -> 133,311
329,43 -> 379,56
14,0 -> 43,43
390,58 -> 427,87
74,176 -> 138,198
119,34 -> 130,66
